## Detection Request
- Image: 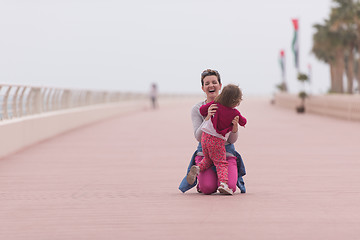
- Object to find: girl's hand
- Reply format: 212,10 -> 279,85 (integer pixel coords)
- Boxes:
231,116 -> 239,133
205,104 -> 218,121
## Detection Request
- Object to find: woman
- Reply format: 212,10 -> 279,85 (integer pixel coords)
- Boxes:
179,69 -> 246,194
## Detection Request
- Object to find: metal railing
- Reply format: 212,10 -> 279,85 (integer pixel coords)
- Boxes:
0,84 -> 146,121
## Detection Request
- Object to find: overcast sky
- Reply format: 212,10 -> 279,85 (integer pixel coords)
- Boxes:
0,0 -> 333,96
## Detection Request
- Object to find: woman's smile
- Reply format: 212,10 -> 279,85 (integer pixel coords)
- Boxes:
202,75 -> 221,99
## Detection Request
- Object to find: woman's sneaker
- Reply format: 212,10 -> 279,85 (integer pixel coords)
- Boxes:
186,165 -> 200,185
218,182 -> 233,195
196,184 -> 202,193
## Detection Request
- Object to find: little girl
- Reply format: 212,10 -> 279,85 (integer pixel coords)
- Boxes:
186,84 -> 247,195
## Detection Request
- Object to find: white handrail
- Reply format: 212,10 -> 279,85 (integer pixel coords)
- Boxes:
0,84 -> 146,121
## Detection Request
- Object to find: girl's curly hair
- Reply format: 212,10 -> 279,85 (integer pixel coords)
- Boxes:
214,84 -> 242,108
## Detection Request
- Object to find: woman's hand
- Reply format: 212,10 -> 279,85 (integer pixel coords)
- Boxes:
205,104 -> 218,121
231,116 -> 239,133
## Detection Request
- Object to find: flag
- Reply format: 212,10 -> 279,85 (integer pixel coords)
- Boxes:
291,19 -> 299,71
279,49 -> 285,80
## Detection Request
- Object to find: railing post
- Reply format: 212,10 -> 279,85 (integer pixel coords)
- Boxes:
12,86 -> 21,118
103,92 -> 108,103
44,88 -> 52,112
19,87 -> 27,117
52,89 -> 59,111
61,90 -> 71,109
40,88 -> 47,112
26,88 -> 33,115
3,86 -> 12,120
85,91 -> 91,105
33,88 -> 42,114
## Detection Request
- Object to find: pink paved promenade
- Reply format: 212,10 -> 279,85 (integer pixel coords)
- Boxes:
1,96 -> 360,239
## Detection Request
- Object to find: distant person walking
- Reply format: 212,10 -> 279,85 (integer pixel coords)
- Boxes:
179,69 -> 247,195
150,83 -> 158,109
186,84 -> 247,195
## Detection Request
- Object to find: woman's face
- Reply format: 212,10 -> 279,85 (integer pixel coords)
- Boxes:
202,75 -> 222,100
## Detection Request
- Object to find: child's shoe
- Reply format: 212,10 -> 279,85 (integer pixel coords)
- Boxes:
186,165 -> 200,185
218,182 -> 233,195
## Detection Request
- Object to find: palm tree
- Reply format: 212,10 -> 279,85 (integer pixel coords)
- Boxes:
330,0 -> 358,94
354,0 -> 360,91
312,0 -> 360,94
312,22 -> 338,92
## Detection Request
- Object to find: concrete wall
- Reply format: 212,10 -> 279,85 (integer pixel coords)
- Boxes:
274,93 -> 360,121
0,99 -> 148,159
273,93 -> 302,109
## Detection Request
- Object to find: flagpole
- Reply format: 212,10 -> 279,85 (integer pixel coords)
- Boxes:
279,49 -> 287,91
308,63 -> 312,94
291,18 -> 299,74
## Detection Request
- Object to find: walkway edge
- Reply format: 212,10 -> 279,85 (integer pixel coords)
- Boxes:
0,99 -> 147,159
274,92 -> 360,121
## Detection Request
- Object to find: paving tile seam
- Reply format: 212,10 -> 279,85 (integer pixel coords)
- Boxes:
0,191 -> 146,201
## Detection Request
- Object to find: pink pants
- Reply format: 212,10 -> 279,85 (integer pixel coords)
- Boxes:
200,132 -> 228,184
195,155 -> 238,195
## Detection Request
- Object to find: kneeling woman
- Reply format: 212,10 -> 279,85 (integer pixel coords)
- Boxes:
179,69 -> 246,194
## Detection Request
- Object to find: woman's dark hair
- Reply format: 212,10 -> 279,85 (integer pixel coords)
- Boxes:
214,84 -> 242,108
201,69 -> 221,86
